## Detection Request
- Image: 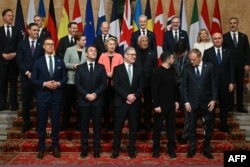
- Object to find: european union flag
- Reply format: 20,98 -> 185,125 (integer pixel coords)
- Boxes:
84,0 -> 95,46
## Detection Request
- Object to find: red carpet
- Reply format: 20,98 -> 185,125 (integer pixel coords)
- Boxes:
1,109 -> 249,166
1,152 -> 224,166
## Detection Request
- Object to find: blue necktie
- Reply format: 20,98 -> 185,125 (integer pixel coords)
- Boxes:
217,49 -> 222,64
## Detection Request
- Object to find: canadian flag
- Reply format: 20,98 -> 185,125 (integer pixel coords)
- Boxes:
72,0 -> 83,32
153,0 -> 164,60
211,0 -> 222,35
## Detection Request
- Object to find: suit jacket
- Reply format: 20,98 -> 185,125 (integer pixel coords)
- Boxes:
203,47 -> 235,87
0,25 -> 22,65
162,30 -> 190,53
182,62 -> 217,110
64,45 -> 87,84
113,64 -> 144,108
75,62 -> 107,107
56,35 -> 75,58
39,28 -> 51,42
31,56 -> 68,103
93,34 -> 120,60
16,38 -> 44,81
131,30 -> 157,51
223,31 -> 250,66
135,48 -> 157,88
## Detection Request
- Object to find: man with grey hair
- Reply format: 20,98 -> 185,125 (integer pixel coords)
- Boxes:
111,47 -> 143,159
130,15 -> 156,52
135,35 -> 157,132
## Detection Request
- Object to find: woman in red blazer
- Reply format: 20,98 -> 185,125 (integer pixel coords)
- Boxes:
98,37 -> 123,130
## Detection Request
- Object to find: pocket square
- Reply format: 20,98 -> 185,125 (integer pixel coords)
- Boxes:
180,37 -> 185,39
58,67 -> 61,69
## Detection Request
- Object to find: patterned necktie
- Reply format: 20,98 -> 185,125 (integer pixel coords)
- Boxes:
31,41 -> 35,56
233,33 -> 237,47
49,56 -> 53,77
142,29 -> 145,35
217,49 -> 222,64
6,26 -> 11,41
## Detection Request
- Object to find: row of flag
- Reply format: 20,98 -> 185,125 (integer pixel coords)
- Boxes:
14,0 -> 222,55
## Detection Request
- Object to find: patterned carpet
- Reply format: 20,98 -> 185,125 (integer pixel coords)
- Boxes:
0,152 -> 224,166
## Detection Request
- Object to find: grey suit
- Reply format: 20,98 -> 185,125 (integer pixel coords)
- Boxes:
64,45 -> 87,84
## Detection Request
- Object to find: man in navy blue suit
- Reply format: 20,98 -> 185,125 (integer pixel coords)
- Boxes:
182,49 -> 217,159
75,45 -> 106,158
31,38 -> 67,159
162,16 -> 190,53
17,23 -> 44,133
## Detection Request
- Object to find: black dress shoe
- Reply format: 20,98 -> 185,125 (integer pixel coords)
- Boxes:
239,108 -> 248,113
80,151 -> 88,158
169,152 -> 176,158
203,152 -> 214,159
128,151 -> 136,158
152,151 -> 160,158
37,151 -> 44,159
218,127 -> 230,133
52,149 -> 61,158
93,151 -> 100,158
22,123 -> 33,133
111,151 -> 119,159
178,139 -> 187,145
187,150 -> 195,158
10,106 -> 18,111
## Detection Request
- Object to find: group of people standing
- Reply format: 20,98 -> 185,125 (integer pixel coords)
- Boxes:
1,7 -> 249,161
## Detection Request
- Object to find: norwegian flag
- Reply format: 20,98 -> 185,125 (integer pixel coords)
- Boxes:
119,0 -> 133,53
153,0 -> 164,59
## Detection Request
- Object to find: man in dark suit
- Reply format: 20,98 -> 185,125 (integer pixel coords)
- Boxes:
0,9 -> 22,111
34,14 -> 51,42
93,21 -> 119,61
111,47 -> 144,159
131,15 -> 157,52
16,23 -> 44,133
75,45 -> 106,158
203,32 -> 235,133
135,35 -> 157,132
56,22 -> 78,58
171,41 -> 190,145
223,17 -> 250,113
162,16 -> 190,53
182,49 -> 217,159
31,38 -> 68,159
